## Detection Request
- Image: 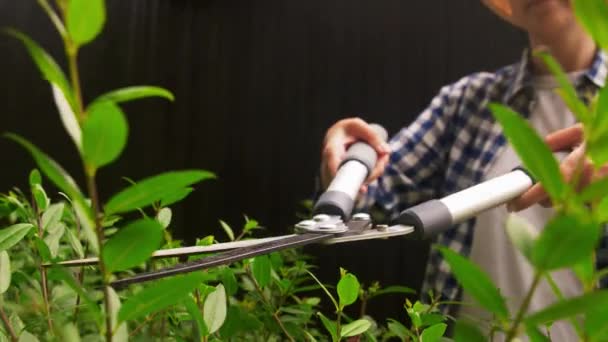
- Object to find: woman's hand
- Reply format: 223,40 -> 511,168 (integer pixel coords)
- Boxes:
320,118 -> 391,193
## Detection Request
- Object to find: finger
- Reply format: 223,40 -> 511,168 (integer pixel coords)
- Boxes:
359,184 -> 368,195
545,124 -> 584,152
367,153 -> 390,182
508,183 -> 548,212
344,118 -> 391,155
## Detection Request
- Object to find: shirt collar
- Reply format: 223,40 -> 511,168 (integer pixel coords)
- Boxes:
503,47 -> 608,105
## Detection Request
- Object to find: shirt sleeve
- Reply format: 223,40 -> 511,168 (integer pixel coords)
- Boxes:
357,81 -> 464,221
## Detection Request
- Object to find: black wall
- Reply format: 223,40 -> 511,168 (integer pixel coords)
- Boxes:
0,0 -> 525,319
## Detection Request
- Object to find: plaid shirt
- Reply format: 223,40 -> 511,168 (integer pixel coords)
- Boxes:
360,48 -> 608,311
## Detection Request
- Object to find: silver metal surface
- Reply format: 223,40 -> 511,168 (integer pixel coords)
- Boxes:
294,214 -> 348,234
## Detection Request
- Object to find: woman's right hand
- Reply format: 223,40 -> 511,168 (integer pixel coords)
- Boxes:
320,118 -> 391,193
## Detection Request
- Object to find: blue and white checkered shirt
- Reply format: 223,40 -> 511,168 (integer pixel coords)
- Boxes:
360,48 -> 608,311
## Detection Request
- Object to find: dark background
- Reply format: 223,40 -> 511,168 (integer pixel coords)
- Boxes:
0,0 -> 525,319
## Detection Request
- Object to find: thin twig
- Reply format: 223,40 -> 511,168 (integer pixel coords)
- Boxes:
505,272 -> 542,341
31,196 -> 54,333
246,267 -> 295,342
0,306 -> 18,342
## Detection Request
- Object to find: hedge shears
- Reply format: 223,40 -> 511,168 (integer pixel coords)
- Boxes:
57,124 -> 536,288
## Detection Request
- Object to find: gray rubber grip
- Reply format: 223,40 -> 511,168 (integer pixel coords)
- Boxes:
397,200 -> 453,238
313,191 -> 354,219
341,124 -> 389,174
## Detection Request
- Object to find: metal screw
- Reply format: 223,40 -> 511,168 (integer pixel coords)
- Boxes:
376,224 -> 388,232
352,213 -> 370,221
313,214 -> 331,222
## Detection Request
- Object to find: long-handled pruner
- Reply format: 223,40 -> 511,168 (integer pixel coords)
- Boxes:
56,124 -> 536,289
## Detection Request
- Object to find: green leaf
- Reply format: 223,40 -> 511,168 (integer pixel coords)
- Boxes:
588,134 -> 608,168
535,51 -> 591,124
155,207 -> 172,229
221,267 -> 238,296
105,170 -> 215,215
219,220 -> 235,241
317,312 -> 338,342
5,29 -> 75,110
243,218 -> 260,233
118,273 -> 205,323
437,246 -> 509,320
34,237 -> 52,263
183,296 -> 208,337
19,330 -> 39,342
506,214 -> 536,261
67,0 -> 106,45
574,0 -> 608,51
337,273 -> 360,308
44,222 -> 65,258
421,323 -> 447,342
580,178 -> 608,202
82,101 -> 128,169
584,306 -> 608,342
41,203 -> 64,232
525,290 -> 608,325
48,266 -> 99,315
526,324 -> 550,342
421,313 -> 446,327
453,320 -> 485,342
489,103 -> 567,202
66,228 -> 84,259
92,86 -> 175,105
0,251 -> 10,294
107,287 -> 128,341
590,78 -> 608,144
51,84 -> 81,150
368,285 -> 416,299
531,213 -> 601,271
203,284 -> 227,334
573,256 -> 595,289
252,255 -> 272,287
159,187 -> 193,207
29,169 -> 41,186
61,323 -> 81,342
598,197 -> 608,222
0,224 -> 34,252
341,319 -> 372,337
102,219 -> 163,273
31,184 -> 49,212
387,319 -> 415,340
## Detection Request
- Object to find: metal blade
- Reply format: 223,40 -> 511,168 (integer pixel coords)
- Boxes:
110,233 -> 330,288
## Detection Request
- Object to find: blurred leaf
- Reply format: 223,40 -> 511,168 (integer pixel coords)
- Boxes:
51,84 -> 81,150
317,312 -> 338,342
41,203 -> 64,232
453,320 -> 485,342
219,306 -> 263,338
387,319 -> 415,340
44,222 -> 65,258
252,255 -> 271,288
598,197 -> 608,222
525,290 -> 608,325
585,305 -> 608,342
92,86 -> 174,105
29,169 -> 41,186
0,223 -> 34,252
421,313 -> 446,327
526,324 -> 550,342
421,323 -> 447,342
107,287 -> 128,341
341,319 -> 372,338
0,251 -> 10,294
588,135 -> 608,168
48,266 -> 99,315
82,101 -> 128,169
506,214 -> 536,261
31,184 -> 49,212
535,51 -> 591,124
580,178 -> 608,202
103,219 -> 163,273
590,77 -> 608,147
67,0 -> 106,45
531,213 -> 601,271
573,256 -> 595,289
19,330 -> 39,342
156,207 -> 172,229
406,307 -> 422,328
244,218 -> 260,233
203,284 -> 227,334
65,227 -> 84,259
574,0 -> 608,51
34,237 -> 52,262
337,273 -> 360,308
219,220 -> 235,241
61,323 -> 81,342
221,267 -> 238,296
183,296 -> 208,337
159,187 -> 193,207
118,273 -> 204,323
5,29 -> 75,109
490,103 -> 567,202
368,285 -> 415,299
105,170 -> 215,215
437,246 -> 509,320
